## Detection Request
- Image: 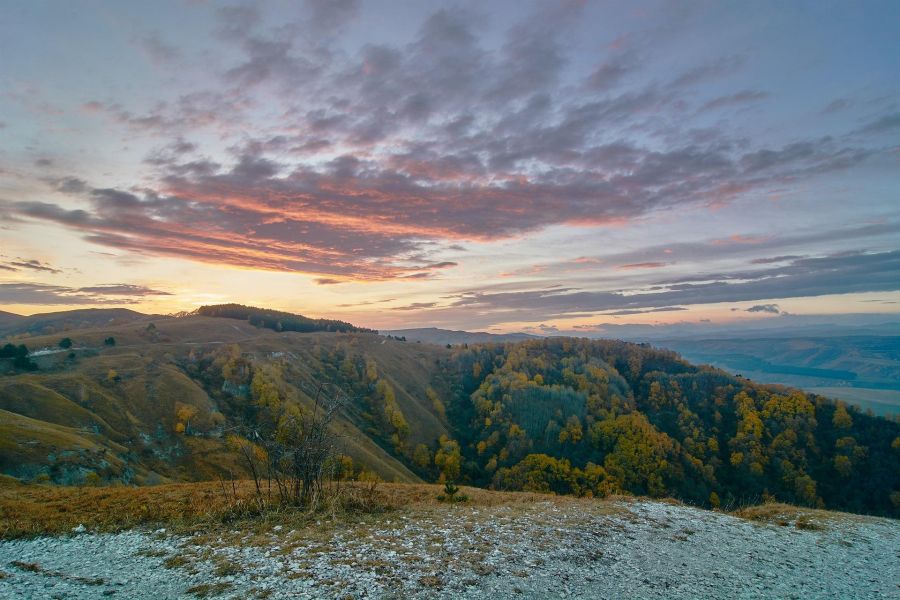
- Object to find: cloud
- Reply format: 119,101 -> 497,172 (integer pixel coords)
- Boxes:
306,0 -> 359,34
390,301 -> 438,311
668,55 -> 744,89
408,250 -> 900,327
617,262 -> 668,270
746,304 -> 780,314
215,5 -> 261,40
701,90 -> 767,111
822,98 -> 851,114
0,282 -> 171,305
750,255 -> 804,264
1,4 -> 890,289
856,112 -> 900,135
74,284 -> 172,296
0,258 -> 61,274
138,31 -> 182,65
602,306 -> 688,316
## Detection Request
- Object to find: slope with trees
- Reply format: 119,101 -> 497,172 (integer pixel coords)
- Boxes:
0,315 -> 896,517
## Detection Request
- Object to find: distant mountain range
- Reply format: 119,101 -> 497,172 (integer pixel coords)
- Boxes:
383,327 -> 537,345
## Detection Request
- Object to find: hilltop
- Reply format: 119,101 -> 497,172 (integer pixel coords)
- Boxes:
384,327 -> 537,345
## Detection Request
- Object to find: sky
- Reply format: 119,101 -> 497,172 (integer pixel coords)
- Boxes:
0,0 -> 898,333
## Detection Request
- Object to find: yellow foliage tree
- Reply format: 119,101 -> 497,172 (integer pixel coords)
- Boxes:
434,435 -> 461,482
832,402 -> 853,429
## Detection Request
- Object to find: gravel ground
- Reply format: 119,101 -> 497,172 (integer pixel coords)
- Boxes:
1,498 -> 897,599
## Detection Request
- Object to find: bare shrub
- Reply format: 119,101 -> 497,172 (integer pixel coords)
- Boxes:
233,381 -> 349,510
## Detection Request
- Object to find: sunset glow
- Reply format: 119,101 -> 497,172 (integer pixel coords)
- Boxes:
1,1 -> 898,332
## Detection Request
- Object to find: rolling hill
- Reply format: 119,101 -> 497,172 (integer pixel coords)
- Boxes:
0,312 -> 444,485
0,308 -> 150,339
661,335 -> 900,417
384,327 -> 537,345
0,307 -> 897,517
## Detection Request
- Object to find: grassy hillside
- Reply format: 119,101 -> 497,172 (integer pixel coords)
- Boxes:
0,315 -> 449,485
0,308 -> 149,339
0,314 -> 898,517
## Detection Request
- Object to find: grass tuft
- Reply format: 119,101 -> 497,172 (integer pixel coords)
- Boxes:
187,582 -> 233,597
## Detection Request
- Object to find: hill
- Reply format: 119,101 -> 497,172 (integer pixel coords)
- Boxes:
661,335 -> 900,417
0,316 -> 897,516
384,327 -> 537,345
196,303 -> 374,334
0,308 -> 150,339
0,311 -> 22,330
0,314 -> 440,485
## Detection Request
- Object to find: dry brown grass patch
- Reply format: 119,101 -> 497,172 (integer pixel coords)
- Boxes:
187,581 -> 233,597
0,479 -> 627,540
732,501 -> 867,530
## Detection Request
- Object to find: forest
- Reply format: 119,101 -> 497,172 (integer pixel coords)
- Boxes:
196,304 -> 374,334
184,336 -> 898,516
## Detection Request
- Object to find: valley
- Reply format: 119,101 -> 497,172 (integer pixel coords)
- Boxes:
0,306 -> 897,518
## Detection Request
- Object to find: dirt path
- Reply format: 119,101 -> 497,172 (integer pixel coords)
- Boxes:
1,499 -> 897,599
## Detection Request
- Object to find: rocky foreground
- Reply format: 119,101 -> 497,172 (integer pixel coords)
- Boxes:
0,498 -> 897,599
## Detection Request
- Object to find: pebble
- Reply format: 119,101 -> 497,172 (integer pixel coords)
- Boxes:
0,500 -> 896,599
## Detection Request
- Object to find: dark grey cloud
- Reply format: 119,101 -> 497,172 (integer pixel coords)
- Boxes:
822,98 -> 851,114
306,0 -> 359,33
215,5 -> 261,40
751,255 -> 804,264
856,112 -> 900,135
75,284 -> 172,296
2,258 -> 62,274
667,55 -> 744,89
83,93 -> 245,135
391,301 -> 438,311
701,90 -> 767,111
746,304 -> 780,314
0,282 -> 171,305
617,262 -> 668,270
139,31 -> 182,65
420,251 -> 900,326
602,306 -> 688,316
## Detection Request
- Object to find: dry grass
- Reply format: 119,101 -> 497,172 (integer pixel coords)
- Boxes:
732,501 -> 868,530
0,478 -> 591,540
0,319 -> 455,486
186,582 -> 233,597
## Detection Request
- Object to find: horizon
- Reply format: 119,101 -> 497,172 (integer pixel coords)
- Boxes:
2,1 -> 899,333
4,304 -> 900,340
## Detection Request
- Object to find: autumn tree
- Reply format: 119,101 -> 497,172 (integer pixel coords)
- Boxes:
434,435 -> 461,482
